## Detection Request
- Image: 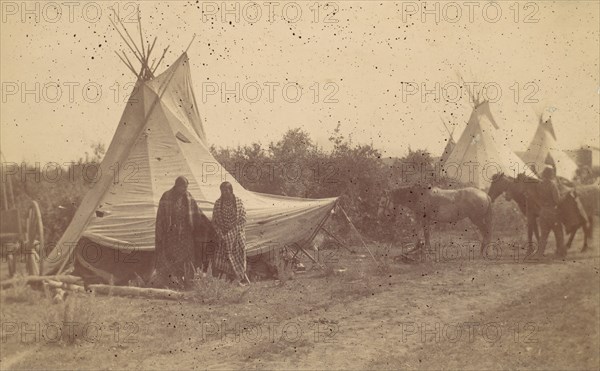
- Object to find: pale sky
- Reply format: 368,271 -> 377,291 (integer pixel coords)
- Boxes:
1,1 -> 598,163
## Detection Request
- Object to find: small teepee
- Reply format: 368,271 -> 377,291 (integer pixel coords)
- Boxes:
521,114 -> 578,179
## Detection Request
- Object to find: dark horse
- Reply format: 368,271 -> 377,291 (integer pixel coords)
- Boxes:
490,172 -> 597,252
488,173 -> 540,247
513,173 -> 597,252
378,185 -> 492,253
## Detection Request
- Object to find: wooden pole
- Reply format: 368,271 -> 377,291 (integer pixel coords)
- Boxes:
114,51 -> 137,77
321,227 -> 355,253
88,284 -> 185,300
109,10 -> 152,78
121,51 -> 142,80
6,172 -> 14,210
152,46 -> 170,75
149,58 -> 157,72
114,9 -> 148,72
147,37 -> 157,59
109,14 -> 142,64
145,37 -> 158,78
44,279 -> 86,292
137,7 -> 145,60
185,34 -> 196,53
1,180 -> 8,211
0,151 -> 12,210
0,275 -> 83,289
340,207 -> 378,264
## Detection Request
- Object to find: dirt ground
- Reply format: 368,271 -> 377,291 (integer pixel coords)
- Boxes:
1,225 -> 599,370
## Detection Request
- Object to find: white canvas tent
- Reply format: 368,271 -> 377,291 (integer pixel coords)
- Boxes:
43,43 -> 336,279
521,116 -> 578,179
441,100 -> 532,189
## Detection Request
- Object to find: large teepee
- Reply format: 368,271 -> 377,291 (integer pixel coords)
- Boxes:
441,100 -> 532,189
520,115 -> 578,179
43,17 -> 336,281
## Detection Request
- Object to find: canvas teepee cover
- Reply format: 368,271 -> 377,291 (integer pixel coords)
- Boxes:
440,137 -> 455,165
42,53 -> 337,280
521,117 -> 578,179
441,101 -> 532,189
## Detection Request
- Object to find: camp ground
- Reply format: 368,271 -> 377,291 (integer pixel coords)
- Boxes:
1,3 -> 599,370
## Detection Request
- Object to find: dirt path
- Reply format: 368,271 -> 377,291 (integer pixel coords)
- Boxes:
2,234 -> 599,370
179,257 -> 599,370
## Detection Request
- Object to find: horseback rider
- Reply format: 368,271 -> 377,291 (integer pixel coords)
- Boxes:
536,165 -> 566,258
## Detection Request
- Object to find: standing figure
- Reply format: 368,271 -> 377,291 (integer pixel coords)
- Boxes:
212,182 -> 249,285
536,166 -> 566,258
153,176 -> 211,289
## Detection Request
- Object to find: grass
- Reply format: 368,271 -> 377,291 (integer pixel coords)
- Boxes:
0,276 -> 40,305
189,271 -> 251,305
42,292 -> 100,345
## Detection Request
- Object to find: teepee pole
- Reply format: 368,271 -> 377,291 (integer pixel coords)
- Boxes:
147,37 -> 157,61
149,58 -> 157,73
440,116 -> 454,140
185,34 -> 197,53
137,7 -> 145,60
110,8 -> 154,78
121,51 -> 141,80
109,15 -> 146,75
114,51 -> 137,77
120,19 -> 148,71
109,14 -> 138,59
113,8 -> 144,61
152,46 -> 170,75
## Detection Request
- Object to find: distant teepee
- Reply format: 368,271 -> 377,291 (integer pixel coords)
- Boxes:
521,114 -> 578,179
442,97 -> 532,189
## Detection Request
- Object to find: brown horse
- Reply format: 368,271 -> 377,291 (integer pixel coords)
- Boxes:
488,173 -> 540,246
513,173 -> 597,252
378,185 -> 492,253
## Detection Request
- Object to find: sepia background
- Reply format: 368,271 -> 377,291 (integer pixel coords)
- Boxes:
1,1 -> 598,163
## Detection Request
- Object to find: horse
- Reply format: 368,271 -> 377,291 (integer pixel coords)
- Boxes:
488,173 -> 540,247
378,185 -> 492,254
513,173 -> 598,252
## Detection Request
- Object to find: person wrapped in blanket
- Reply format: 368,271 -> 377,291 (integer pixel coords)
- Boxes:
152,176 -> 213,289
212,182 -> 250,286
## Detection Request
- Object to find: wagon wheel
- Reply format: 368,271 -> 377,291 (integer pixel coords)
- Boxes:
25,200 -> 43,276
